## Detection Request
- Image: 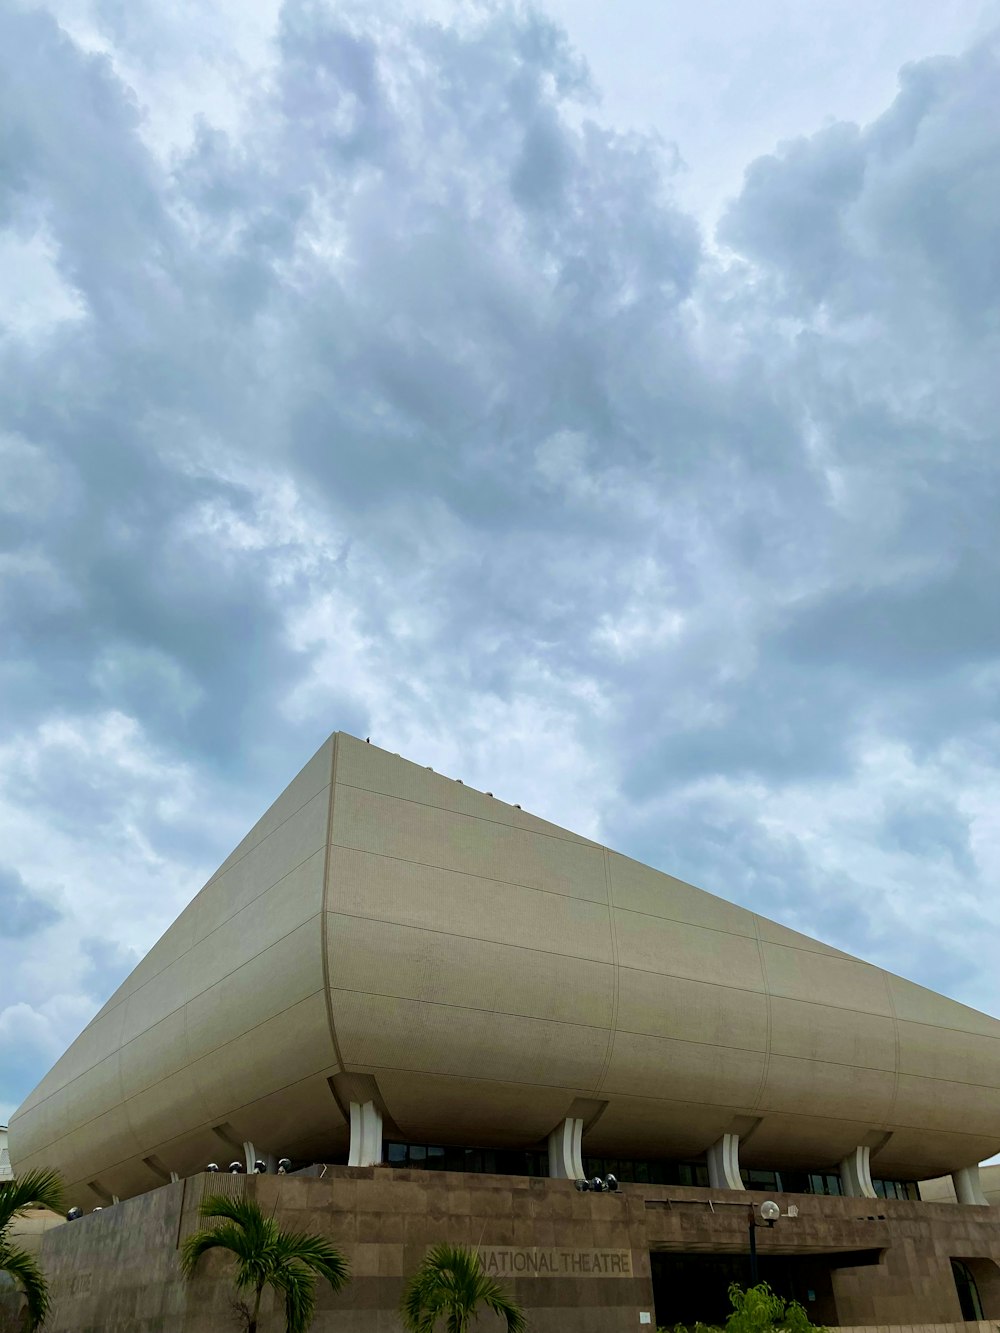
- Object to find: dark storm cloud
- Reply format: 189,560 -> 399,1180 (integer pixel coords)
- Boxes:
2,0 -> 1000,1117
0,867 -> 60,939
80,937 -> 141,1004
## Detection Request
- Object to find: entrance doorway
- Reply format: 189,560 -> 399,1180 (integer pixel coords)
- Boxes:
650,1251 -> 867,1327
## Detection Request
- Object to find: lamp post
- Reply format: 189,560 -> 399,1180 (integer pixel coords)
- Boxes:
747,1200 -> 781,1285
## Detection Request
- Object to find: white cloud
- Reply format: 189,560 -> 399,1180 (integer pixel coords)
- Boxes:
1,0 -> 1000,1125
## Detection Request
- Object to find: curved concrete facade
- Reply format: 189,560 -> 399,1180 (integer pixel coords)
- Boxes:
10,734 -> 1000,1205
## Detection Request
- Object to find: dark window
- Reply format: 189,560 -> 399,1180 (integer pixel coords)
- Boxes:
741,1168 -> 781,1191
871,1178 -> 918,1201
952,1260 -> 985,1321
383,1142 -> 547,1177
583,1157 -> 708,1187
780,1171 -> 809,1195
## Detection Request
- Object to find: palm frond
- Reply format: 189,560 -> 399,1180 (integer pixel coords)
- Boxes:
181,1189 -> 351,1332
0,1240 -> 51,1331
401,1243 -> 522,1333
198,1194 -> 275,1243
481,1281 -> 527,1333
271,1260 -> 318,1333
181,1220 -> 259,1280
272,1231 -> 351,1291
0,1170 -> 65,1231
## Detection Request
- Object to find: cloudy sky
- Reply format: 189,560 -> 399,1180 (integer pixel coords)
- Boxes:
2,0 -> 1000,1136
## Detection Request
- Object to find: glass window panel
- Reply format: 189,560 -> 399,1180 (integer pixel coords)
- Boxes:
781,1171 -> 808,1195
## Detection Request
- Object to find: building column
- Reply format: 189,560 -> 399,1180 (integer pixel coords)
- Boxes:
706,1133 -> 744,1191
547,1117 -> 585,1180
242,1142 -> 278,1173
348,1100 -> 383,1167
953,1164 -> 989,1206
839,1145 -> 877,1198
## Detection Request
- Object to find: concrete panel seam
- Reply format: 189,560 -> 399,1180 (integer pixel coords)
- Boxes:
320,987 -> 784,1055
11,900 -> 329,1126
115,1044 -> 144,1174
606,902 -> 759,945
593,848 -> 620,1095
201,776 -> 336,890
883,965 -> 902,1133
328,986 -> 612,1035
23,988 -> 330,1159
327,843 -> 609,908
38,1058 -> 344,1185
334,779 -> 603,849
322,734 -> 347,1075
749,915 -> 772,1113
893,1015 -> 1000,1042
754,1048 -> 897,1076
326,909 -> 618,970
129,915 -> 325,1067
181,962 -> 217,1133
67,842 -> 330,1041
330,1060 -> 1000,1139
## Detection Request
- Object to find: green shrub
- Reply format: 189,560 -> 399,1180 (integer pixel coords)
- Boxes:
724,1282 -> 822,1333
656,1282 -> 824,1333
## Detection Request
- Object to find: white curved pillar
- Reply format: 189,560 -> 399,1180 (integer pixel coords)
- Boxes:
840,1145 -> 877,1198
548,1117 -> 584,1179
707,1133 -> 744,1191
348,1100 -> 383,1167
242,1142 -> 278,1173
953,1164 -> 989,1206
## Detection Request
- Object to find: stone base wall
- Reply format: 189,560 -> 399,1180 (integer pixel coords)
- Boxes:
838,1326 -> 1000,1333
21,1167 -> 1000,1333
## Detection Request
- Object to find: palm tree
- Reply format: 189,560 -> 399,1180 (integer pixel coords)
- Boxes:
180,1193 -> 349,1333
401,1243 -> 525,1333
0,1168 -> 64,1331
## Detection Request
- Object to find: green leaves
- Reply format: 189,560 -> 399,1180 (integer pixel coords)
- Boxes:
0,1168 -> 65,1332
0,1240 -> 51,1330
401,1243 -> 525,1333
0,1169 -> 64,1233
724,1283 -> 823,1333
180,1193 -> 351,1333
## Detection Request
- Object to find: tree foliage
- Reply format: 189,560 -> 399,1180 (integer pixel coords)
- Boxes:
662,1281 -> 824,1333
401,1243 -> 526,1333
0,1168 -> 65,1332
724,1282 -> 819,1333
180,1194 -> 349,1333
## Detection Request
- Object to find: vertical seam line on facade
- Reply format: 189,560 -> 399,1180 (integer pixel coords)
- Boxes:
883,969 -> 902,1134
749,914 -> 772,1112
593,847 -> 619,1094
321,734 -> 347,1075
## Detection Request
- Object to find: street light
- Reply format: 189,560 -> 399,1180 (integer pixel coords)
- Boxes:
747,1200 -> 781,1284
